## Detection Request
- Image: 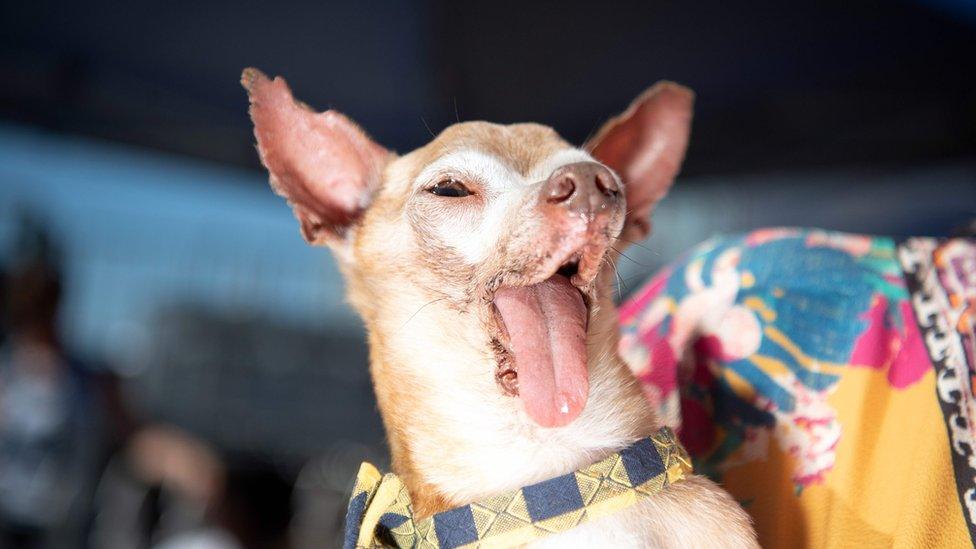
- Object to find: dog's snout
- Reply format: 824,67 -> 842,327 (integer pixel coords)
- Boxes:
543,162 -> 620,210
533,161 -> 624,286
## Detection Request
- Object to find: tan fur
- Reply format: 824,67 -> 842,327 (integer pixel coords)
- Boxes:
346,125 -> 584,508
329,124 -> 757,546
245,71 -> 756,545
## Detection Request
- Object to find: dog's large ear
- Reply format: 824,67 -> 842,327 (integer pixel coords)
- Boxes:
585,82 -> 693,241
242,68 -> 392,247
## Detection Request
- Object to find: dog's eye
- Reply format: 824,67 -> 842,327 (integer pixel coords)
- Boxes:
428,178 -> 472,198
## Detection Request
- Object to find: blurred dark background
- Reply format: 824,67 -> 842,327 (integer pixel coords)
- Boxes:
0,1 -> 974,548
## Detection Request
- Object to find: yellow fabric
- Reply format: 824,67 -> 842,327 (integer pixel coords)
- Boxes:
721,366 -> 970,548
619,231 -> 976,547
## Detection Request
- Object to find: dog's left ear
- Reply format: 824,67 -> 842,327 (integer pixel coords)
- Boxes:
585,82 -> 694,241
242,68 -> 392,248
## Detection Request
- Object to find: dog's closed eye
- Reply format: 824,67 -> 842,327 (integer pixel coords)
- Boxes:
428,178 -> 472,198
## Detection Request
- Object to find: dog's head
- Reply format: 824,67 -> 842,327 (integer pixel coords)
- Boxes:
243,68 -> 692,429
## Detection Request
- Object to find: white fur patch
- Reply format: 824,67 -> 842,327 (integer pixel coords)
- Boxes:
413,148 -> 602,264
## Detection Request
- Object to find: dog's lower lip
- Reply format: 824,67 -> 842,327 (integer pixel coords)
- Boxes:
491,301 -> 510,344
491,301 -> 518,395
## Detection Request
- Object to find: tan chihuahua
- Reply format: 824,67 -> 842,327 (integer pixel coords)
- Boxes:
242,68 -> 756,547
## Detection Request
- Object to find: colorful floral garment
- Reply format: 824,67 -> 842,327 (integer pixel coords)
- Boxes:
619,228 -> 976,547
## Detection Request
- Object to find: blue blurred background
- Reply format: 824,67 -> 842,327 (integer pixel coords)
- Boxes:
0,1 -> 974,547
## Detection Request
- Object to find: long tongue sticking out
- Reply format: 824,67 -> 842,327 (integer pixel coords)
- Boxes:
493,274 -> 589,427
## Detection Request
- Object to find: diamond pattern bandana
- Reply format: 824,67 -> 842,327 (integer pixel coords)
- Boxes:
343,427 -> 692,548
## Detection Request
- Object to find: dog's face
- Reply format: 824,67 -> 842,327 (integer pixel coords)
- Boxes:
243,68 -> 692,429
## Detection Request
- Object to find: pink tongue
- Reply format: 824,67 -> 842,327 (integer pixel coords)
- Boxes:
493,274 -> 589,427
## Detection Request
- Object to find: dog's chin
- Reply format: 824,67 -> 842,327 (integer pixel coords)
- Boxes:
484,245 -> 606,428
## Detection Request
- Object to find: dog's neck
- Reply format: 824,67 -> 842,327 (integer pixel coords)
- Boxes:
360,283 -> 657,518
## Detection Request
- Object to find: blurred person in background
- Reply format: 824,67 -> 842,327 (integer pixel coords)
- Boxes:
90,425 -> 227,549
90,425 -> 293,549
0,217 -> 103,548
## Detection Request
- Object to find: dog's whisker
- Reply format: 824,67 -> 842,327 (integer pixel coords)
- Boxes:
398,296 -> 449,331
609,245 -> 651,267
581,118 -> 604,149
602,254 -> 627,299
619,273 -> 651,284
613,236 -> 659,256
420,116 -> 437,139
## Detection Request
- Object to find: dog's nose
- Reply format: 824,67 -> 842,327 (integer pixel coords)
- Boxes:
544,162 -> 620,211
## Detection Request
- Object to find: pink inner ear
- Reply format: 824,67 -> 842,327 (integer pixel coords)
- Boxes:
586,82 -> 694,224
242,68 -> 389,241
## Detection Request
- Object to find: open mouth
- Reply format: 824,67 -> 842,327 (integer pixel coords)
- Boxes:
489,251 -> 596,428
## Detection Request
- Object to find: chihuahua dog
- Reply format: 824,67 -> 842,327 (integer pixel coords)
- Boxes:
242,68 -> 756,547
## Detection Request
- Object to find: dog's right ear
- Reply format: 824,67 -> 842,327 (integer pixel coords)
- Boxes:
242,68 -> 392,247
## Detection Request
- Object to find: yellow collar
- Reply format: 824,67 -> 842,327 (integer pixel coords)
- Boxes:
343,426 -> 692,548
